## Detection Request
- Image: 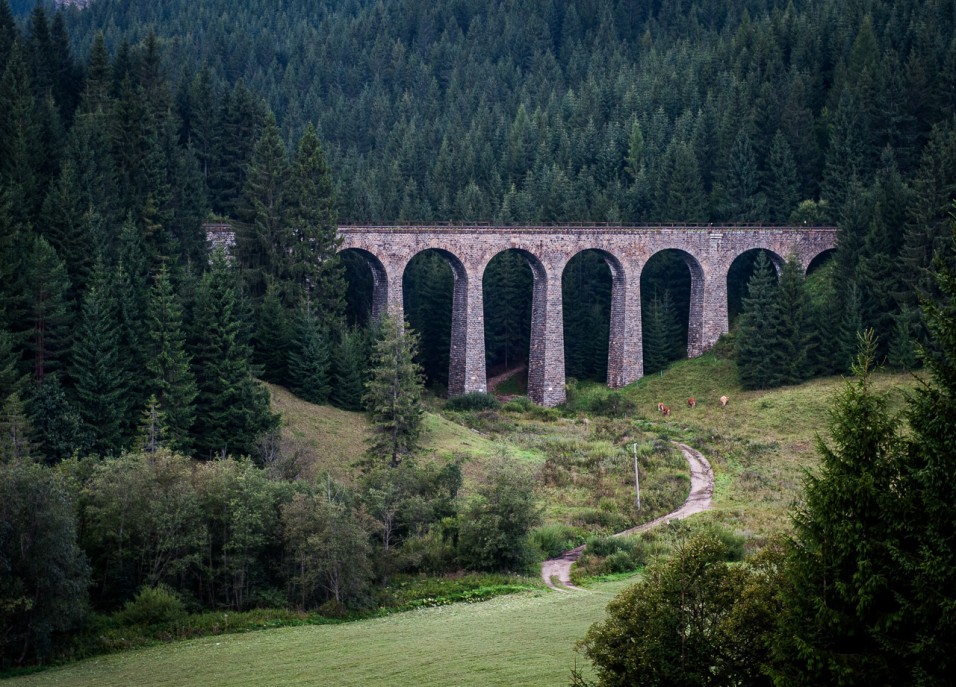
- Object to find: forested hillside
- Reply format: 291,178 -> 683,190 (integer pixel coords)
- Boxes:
62,0 -> 956,384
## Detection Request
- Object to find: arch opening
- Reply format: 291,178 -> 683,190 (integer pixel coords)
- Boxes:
482,249 -> 538,396
561,250 -> 616,384
640,249 -> 701,372
805,248 -> 836,276
727,249 -> 785,327
402,249 -> 463,393
340,248 -> 388,327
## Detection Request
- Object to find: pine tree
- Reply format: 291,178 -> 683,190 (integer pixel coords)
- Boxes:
837,282 -> 864,374
769,255 -> 814,386
15,234 -> 72,382
0,327 -> 18,403
190,248 -> 278,458
145,266 -> 196,453
253,281 -> 290,385
0,391 -> 31,463
288,305 -> 332,404
71,258 -> 130,455
0,40 -> 40,228
642,290 -> 672,375
135,394 -> 169,456
718,129 -> 767,222
736,251 -> 779,390
26,374 -> 86,462
237,112 -> 290,302
363,316 -> 424,468
766,131 -> 800,222
333,325 -> 369,411
285,123 -> 344,317
775,331 -> 905,685
0,0 -> 16,70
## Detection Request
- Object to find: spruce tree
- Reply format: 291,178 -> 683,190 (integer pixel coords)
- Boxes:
237,112 -> 288,302
719,129 -> 767,222
363,316 -> 424,468
333,325 -> 369,411
837,282 -> 864,374
642,290 -> 671,375
766,131 -> 800,222
736,251 -> 779,390
0,40 -> 40,228
26,374 -> 85,462
145,266 -> 196,453
253,281 -> 290,385
0,391 -> 31,463
16,234 -> 72,382
0,328 -> 18,403
769,255 -> 814,386
190,248 -> 278,458
71,258 -> 130,455
286,123 -> 345,317
288,305 -> 332,404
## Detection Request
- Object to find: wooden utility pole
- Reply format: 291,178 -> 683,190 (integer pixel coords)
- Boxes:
632,443 -> 641,510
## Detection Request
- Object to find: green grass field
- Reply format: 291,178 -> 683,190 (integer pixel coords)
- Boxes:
7,578 -> 635,687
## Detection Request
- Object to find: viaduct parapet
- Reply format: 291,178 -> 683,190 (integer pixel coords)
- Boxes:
338,225 -> 836,406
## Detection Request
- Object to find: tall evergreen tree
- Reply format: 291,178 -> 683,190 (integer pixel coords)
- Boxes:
333,325 -> 369,412
15,234 -> 72,382
766,131 -> 800,222
71,258 -> 130,455
736,251 -> 779,390
286,123 -> 344,317
363,316 -> 424,468
253,281 -> 290,385
145,266 -> 196,453
190,248 -> 278,458
288,305 -> 332,404
237,112 -> 290,302
0,40 -> 40,228
768,255 -> 814,386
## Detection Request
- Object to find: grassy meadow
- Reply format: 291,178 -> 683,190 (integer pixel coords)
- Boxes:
5,578 -> 636,687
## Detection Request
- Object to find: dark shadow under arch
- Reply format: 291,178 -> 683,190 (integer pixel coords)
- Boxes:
727,248 -> 785,326
339,247 -> 388,327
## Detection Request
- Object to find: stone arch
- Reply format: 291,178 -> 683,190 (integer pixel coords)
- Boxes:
481,247 -> 562,406
726,248 -> 786,326
804,247 -> 836,275
561,248 -> 639,389
401,247 -> 477,396
338,247 -> 390,322
641,248 -> 707,359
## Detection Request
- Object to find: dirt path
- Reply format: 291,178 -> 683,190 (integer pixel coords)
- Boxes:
487,364 -> 527,400
541,441 -> 714,591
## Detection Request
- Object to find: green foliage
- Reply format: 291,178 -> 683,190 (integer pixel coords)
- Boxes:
363,316 -> 425,468
332,325 -> 370,411
144,267 -> 197,453
576,531 -> 780,687
115,585 -> 186,628
457,458 -> 541,573
736,251 -> 778,389
444,392 -> 500,412
281,481 -> 371,609
0,460 -> 90,668
287,305 -> 332,405
190,249 -> 279,459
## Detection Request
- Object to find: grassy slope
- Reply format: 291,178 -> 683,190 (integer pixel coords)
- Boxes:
7,579 -> 634,687
613,354 -> 913,535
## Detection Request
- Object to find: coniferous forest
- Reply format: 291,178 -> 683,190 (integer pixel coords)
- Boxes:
2,0 -> 956,680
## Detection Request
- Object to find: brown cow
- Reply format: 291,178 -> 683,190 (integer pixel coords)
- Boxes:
662,405 -> 671,416
657,402 -> 665,413
687,397 -> 697,408
719,395 -> 729,407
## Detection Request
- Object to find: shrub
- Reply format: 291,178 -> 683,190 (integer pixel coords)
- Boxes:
502,396 -> 533,413
587,393 -> 637,418
116,585 -> 186,627
530,524 -> 586,559
445,392 -> 500,411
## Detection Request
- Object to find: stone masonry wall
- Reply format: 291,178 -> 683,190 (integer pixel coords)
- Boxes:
339,226 -> 837,406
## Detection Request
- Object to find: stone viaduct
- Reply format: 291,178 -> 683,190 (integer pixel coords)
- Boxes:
338,225 -> 837,407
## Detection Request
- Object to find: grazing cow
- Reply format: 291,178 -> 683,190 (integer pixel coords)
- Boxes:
657,402 -> 665,413
720,395 -> 729,407
687,397 -> 697,408
662,405 -> 671,417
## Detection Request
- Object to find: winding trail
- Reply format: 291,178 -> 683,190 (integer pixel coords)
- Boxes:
541,442 -> 714,590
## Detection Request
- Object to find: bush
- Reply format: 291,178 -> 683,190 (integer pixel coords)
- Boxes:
445,392 -> 500,411
530,524 -> 586,558
502,396 -> 534,413
529,405 -> 560,422
116,585 -> 186,627
586,393 -> 637,418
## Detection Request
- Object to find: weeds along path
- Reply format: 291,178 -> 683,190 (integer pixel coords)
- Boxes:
541,442 -> 714,591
